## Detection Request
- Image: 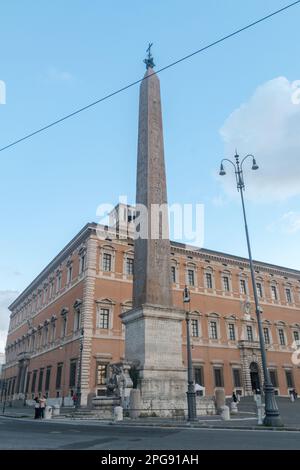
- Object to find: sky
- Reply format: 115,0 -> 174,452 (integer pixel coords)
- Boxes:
1,0 -> 300,352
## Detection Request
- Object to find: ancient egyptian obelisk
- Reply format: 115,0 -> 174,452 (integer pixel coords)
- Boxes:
121,46 -> 186,416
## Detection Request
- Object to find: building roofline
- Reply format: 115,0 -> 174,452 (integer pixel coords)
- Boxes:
170,240 -> 300,277
8,223 -> 97,311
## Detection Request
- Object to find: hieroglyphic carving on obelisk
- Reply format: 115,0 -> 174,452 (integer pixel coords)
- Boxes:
133,43 -> 172,309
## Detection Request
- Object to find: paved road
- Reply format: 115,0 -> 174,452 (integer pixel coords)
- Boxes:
1,416 -> 300,450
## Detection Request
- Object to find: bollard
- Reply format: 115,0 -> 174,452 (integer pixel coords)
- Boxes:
230,402 -> 238,415
114,406 -> 123,421
257,404 -> 265,425
215,388 -> 226,414
52,404 -> 60,416
220,405 -> 230,421
44,406 -> 52,420
129,389 -> 141,419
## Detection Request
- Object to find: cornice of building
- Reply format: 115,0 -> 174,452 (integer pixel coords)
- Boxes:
9,223 -> 97,312
169,241 -> 300,279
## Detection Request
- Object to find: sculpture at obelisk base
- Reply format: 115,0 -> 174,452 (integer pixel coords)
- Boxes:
120,46 -> 187,417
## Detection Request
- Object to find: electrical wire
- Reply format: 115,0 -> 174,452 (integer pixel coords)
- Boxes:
0,0 -> 299,153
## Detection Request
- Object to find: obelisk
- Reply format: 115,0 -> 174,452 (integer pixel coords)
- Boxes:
121,46 -> 186,416
132,45 -> 172,309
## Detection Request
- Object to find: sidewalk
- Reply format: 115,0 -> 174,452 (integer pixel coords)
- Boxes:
1,397 -> 299,432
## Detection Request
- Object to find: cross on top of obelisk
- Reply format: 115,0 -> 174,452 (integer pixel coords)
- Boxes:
143,42 -> 155,69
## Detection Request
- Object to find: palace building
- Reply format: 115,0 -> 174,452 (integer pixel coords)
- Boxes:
2,205 -> 300,406
2,55 -> 300,408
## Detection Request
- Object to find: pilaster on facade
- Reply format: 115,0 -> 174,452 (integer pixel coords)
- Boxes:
80,235 -> 97,406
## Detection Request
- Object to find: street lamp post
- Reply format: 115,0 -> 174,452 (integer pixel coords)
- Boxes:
219,152 -> 282,427
183,286 -> 197,422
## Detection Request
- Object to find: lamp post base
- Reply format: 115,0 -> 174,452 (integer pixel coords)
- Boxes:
263,384 -> 283,427
186,390 -> 197,422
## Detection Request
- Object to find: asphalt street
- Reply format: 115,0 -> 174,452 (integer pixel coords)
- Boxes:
1,416 -> 300,450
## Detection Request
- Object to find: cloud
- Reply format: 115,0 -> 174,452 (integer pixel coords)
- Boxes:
211,194 -> 226,207
47,67 -> 73,81
267,211 -> 300,235
0,290 -> 19,353
219,77 -> 300,202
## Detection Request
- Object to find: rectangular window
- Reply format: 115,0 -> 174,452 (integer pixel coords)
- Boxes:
49,281 -> 54,299
38,368 -> 44,393
171,266 -> 176,283
191,319 -> 199,337
31,370 -> 37,393
194,366 -> 204,386
11,378 -> 16,395
246,325 -> 253,342
271,285 -> 278,300
74,310 -> 81,331
269,370 -> 278,387
97,308 -> 109,329
233,368 -> 242,388
96,364 -> 107,386
61,316 -> 67,337
45,367 -> 51,391
103,253 -> 112,272
263,327 -> 270,344
56,363 -> 63,389
286,288 -> 292,304
256,282 -> 263,298
223,276 -> 230,292
51,323 -> 56,342
278,328 -> 285,346
188,269 -> 195,286
79,254 -> 86,274
25,372 -> 31,394
210,321 -> 218,340
228,323 -> 236,341
214,367 -> 224,387
206,272 -> 213,289
69,360 -> 77,388
293,331 -> 300,342
56,273 -> 62,292
126,258 -> 134,275
285,370 -> 294,388
240,279 -> 247,295
67,265 -> 73,284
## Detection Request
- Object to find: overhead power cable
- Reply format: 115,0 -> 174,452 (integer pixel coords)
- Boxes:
1,0 -> 299,153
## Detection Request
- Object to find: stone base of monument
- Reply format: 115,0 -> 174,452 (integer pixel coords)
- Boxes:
121,304 -> 217,419
121,304 -> 189,418
196,396 -> 216,416
91,396 -> 120,419
135,371 -> 187,418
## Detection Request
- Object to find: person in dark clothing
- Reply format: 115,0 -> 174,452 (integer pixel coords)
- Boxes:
34,397 -> 40,419
232,392 -> 238,403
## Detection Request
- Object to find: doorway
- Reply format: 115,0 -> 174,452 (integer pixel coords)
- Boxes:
249,362 -> 260,391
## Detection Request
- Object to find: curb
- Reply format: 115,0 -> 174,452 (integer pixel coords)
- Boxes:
2,414 -> 300,432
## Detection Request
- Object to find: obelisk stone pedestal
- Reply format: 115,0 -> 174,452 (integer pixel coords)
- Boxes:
121,304 -> 187,417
